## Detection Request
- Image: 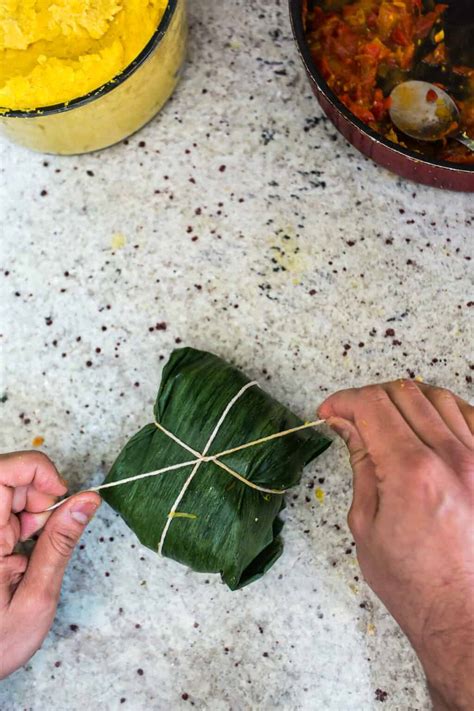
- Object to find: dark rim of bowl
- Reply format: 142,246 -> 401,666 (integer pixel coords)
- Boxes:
289,0 -> 474,174
1,0 -> 178,119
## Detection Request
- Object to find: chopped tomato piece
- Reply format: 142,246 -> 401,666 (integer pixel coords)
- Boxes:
390,25 -> 411,46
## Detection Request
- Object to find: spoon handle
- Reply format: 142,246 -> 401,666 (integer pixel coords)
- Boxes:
455,132 -> 474,153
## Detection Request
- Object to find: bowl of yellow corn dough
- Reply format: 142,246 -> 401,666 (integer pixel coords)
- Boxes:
0,0 -> 187,154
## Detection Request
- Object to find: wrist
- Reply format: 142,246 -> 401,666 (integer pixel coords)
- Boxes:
427,682 -> 464,711
425,670 -> 473,711
414,617 -> 474,711
406,578 -> 474,711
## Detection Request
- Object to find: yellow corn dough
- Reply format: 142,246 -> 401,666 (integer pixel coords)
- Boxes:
0,0 -> 168,110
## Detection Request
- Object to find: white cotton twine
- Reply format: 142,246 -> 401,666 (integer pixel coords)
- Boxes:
45,381 -> 325,554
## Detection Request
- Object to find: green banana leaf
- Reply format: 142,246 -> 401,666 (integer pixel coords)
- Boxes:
102,348 -> 331,590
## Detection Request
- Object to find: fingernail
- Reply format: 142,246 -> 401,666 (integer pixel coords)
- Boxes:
70,501 -> 99,525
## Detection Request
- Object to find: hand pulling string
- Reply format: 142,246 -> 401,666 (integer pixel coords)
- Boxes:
45,380 -> 326,552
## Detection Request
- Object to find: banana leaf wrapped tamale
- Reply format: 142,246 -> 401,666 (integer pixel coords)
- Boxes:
102,348 -> 331,590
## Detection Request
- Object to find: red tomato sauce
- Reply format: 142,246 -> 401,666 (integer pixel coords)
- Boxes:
304,0 -> 474,164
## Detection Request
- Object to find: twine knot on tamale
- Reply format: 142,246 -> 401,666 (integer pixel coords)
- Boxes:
151,381 -> 325,553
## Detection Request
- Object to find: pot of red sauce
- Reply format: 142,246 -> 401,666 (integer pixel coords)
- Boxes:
289,0 -> 474,191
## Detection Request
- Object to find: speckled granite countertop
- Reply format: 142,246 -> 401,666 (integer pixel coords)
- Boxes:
0,1 -> 472,710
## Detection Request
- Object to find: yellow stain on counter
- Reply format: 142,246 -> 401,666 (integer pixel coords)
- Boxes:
111,232 -> 126,250
268,229 -> 306,279
367,622 -> 376,636
314,487 -> 325,503
32,436 -> 44,447
271,243 -> 303,274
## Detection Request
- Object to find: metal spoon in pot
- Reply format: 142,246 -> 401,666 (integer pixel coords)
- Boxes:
389,80 -> 474,152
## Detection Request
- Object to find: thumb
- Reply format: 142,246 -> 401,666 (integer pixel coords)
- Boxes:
326,416 -> 378,530
17,493 -> 101,605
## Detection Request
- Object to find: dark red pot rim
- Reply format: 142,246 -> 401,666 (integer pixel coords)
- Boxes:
289,0 -> 474,181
